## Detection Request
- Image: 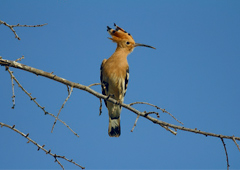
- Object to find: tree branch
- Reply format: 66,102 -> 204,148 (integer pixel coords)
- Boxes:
1,57 -> 240,141
4,63 -> 79,137
0,20 -> 47,40
130,101 -> 183,125
0,122 -> 85,169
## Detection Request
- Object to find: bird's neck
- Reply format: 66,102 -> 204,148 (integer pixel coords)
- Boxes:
111,47 -> 131,59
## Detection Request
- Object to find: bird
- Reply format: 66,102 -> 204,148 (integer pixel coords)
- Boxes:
100,23 -> 155,137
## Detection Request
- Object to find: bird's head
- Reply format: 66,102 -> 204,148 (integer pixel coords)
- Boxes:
107,23 -> 155,52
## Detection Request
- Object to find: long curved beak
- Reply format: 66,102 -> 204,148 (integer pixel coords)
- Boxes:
134,43 -> 156,49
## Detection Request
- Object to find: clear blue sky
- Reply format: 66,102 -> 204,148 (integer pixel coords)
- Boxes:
1,0 -> 240,169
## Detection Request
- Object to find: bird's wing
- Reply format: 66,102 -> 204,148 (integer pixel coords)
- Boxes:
123,67 -> 129,97
100,59 -> 108,106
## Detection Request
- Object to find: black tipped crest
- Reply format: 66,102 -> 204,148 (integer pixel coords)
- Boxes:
107,23 -> 155,49
107,26 -> 111,31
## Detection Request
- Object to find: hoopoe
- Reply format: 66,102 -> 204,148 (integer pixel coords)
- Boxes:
100,23 -> 155,137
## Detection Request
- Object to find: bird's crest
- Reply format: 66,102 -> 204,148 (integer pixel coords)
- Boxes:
107,23 -> 156,50
107,23 -> 135,44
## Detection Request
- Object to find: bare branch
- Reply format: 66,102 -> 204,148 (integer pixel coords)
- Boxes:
1,58 -> 240,141
129,101 -> 183,125
5,67 -> 79,137
0,20 -> 47,40
51,86 -> 73,133
0,122 -> 85,169
221,138 -> 230,170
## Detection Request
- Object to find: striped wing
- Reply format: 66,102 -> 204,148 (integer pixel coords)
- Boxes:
100,59 -> 108,106
123,67 -> 129,97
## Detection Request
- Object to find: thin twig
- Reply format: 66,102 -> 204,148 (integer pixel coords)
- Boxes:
55,157 -> 65,170
88,83 -> 101,88
11,23 -> 48,27
232,135 -> 240,152
6,68 -> 79,137
99,98 -> 102,116
159,124 -> 177,135
131,115 -> 140,132
0,20 -> 47,40
57,155 -> 84,169
130,101 -> 183,125
7,68 -> 16,109
221,138 -> 230,170
131,111 -> 176,135
0,122 -> 85,169
51,86 -> 73,133
15,55 -> 25,62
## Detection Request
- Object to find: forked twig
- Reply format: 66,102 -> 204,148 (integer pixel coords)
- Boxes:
51,86 -> 74,133
232,135 -> 240,152
6,68 -> 79,137
0,20 -> 47,40
0,122 -> 85,170
129,101 -> 183,125
55,158 -> 65,169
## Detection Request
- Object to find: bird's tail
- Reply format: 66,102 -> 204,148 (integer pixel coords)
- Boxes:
108,117 -> 120,137
108,104 -> 121,137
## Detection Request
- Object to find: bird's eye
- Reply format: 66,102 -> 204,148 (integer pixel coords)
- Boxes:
126,41 -> 130,45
